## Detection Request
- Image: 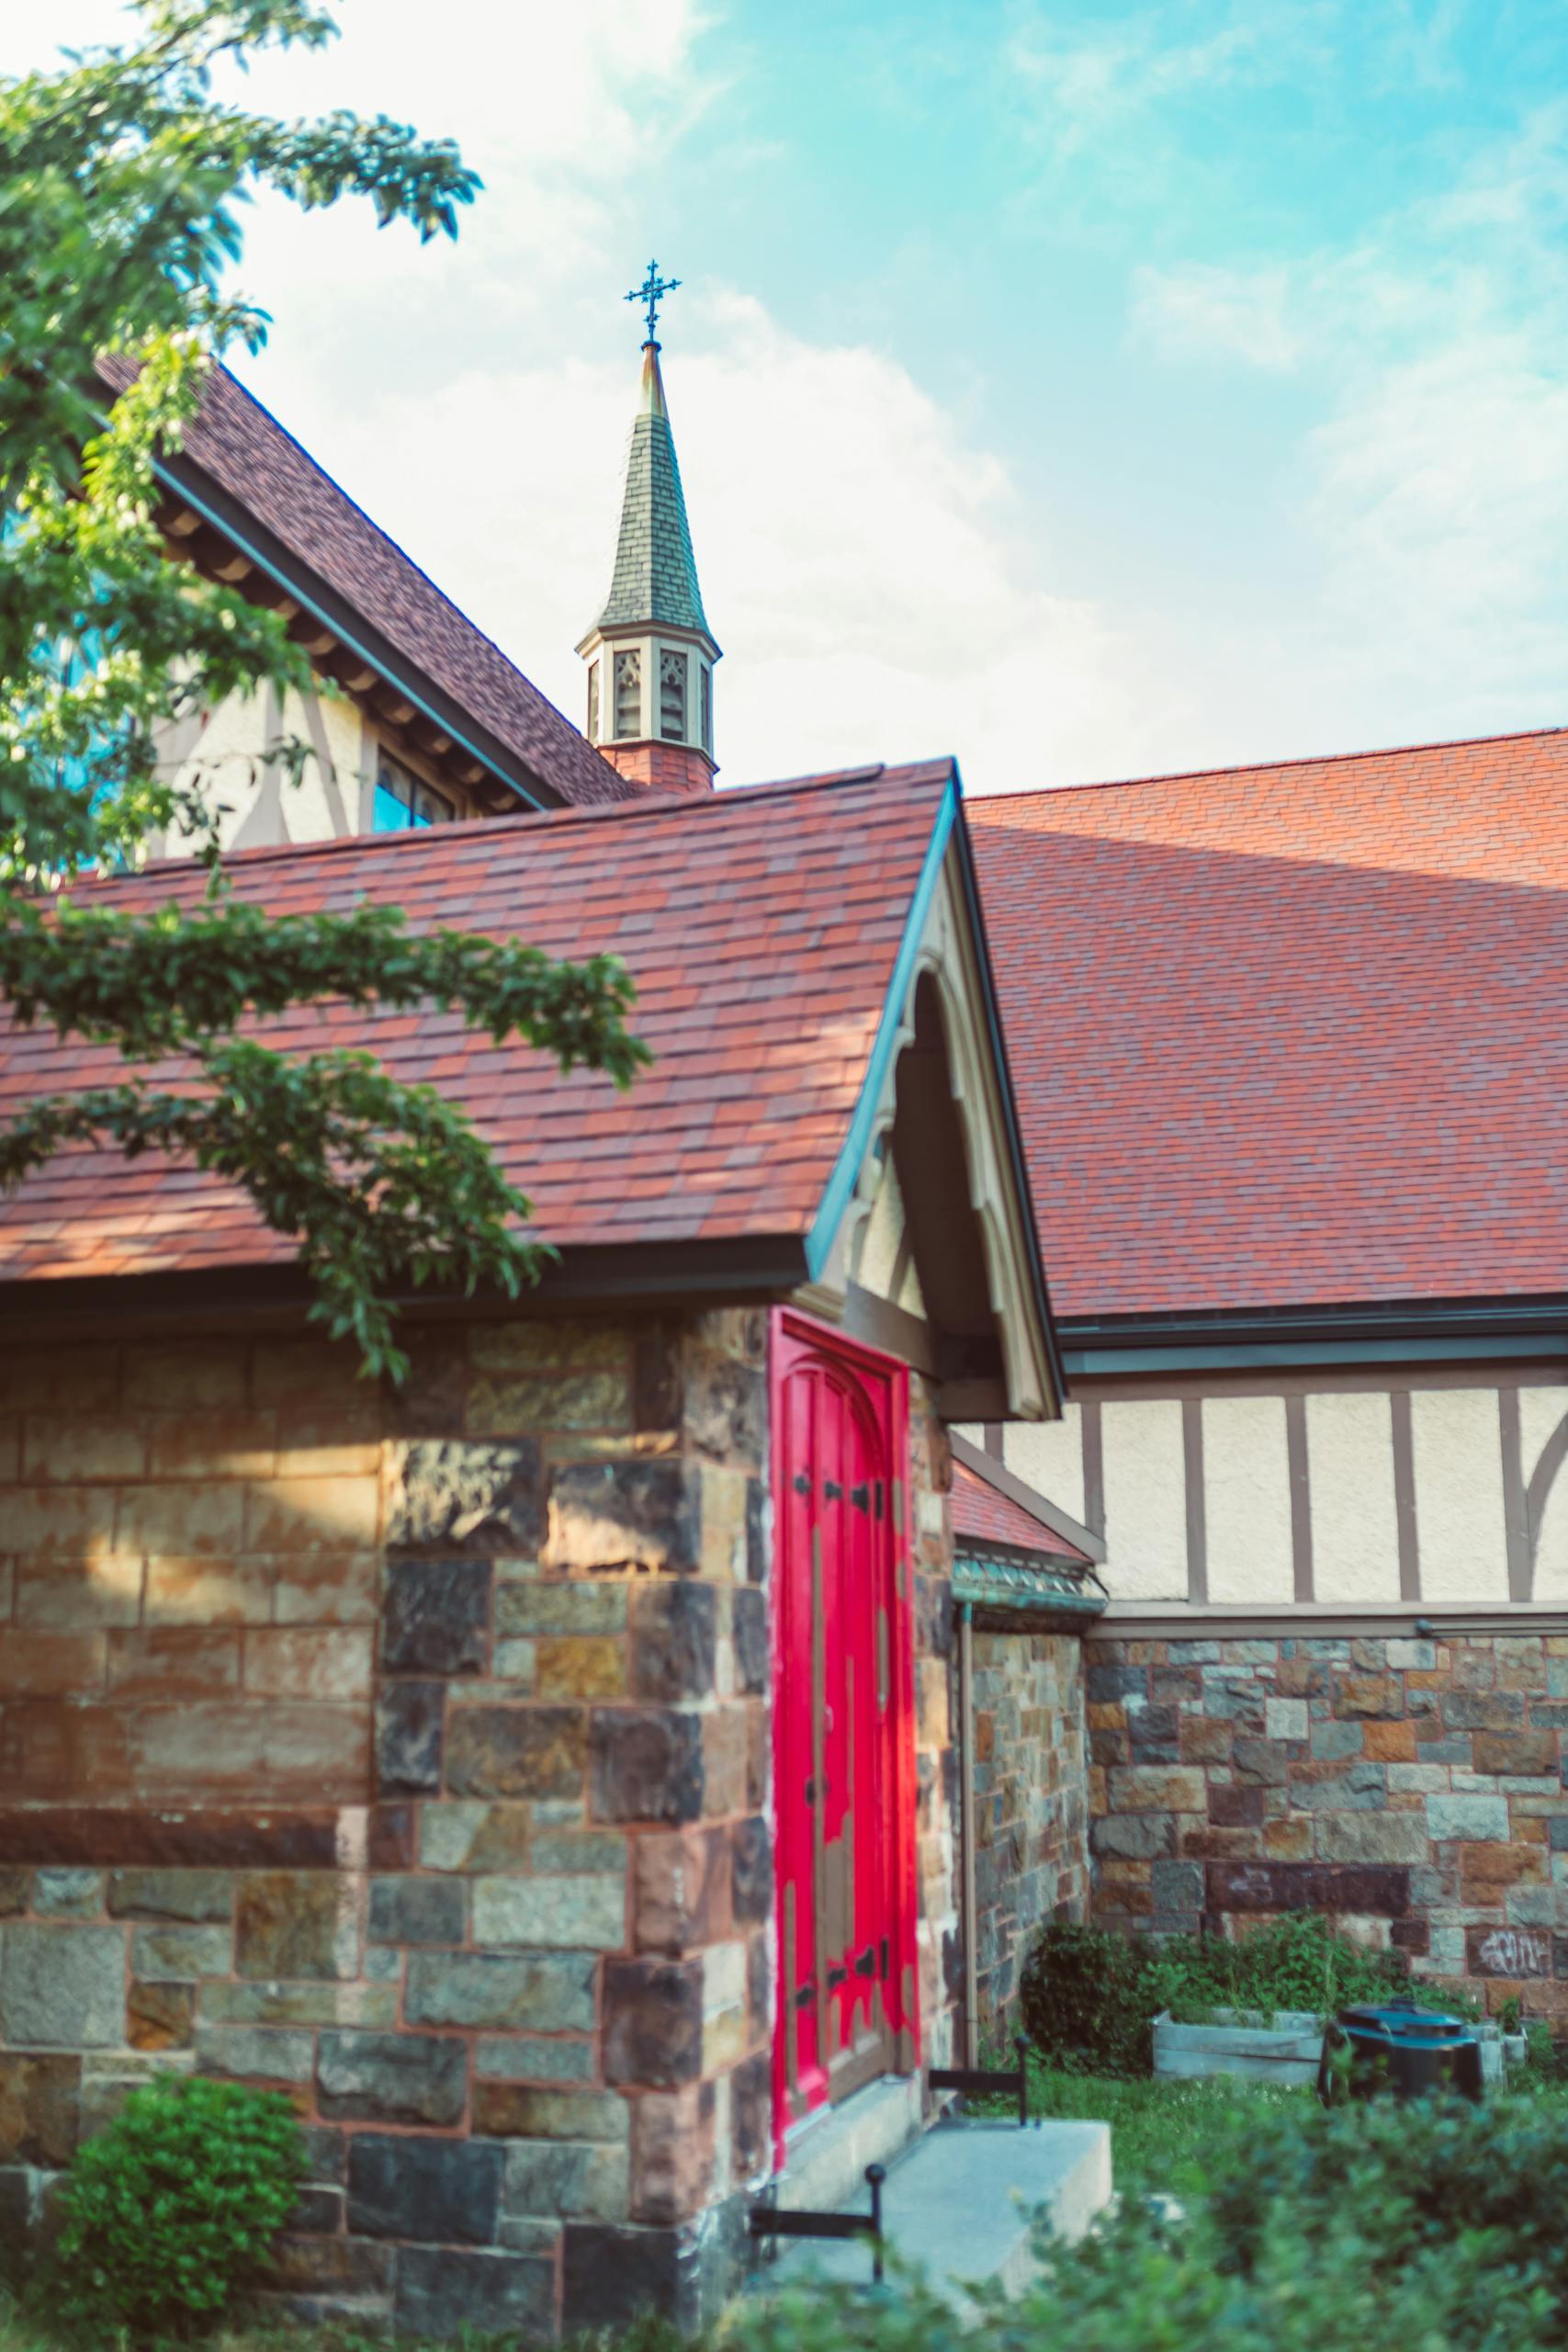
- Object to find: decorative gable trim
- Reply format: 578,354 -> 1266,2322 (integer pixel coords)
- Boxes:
807,779 -> 1063,1421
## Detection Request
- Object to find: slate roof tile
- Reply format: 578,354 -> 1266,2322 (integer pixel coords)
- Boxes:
101,359 -> 635,810
969,726 -> 1568,1318
950,1457 -> 1091,1563
0,763 -> 953,1285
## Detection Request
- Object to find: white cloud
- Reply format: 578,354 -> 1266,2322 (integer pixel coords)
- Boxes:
1131,261 -> 1305,370
1124,106 -> 1568,727
275,288 -> 1163,795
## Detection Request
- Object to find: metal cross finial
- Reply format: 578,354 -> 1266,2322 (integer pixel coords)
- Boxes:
626,258 -> 681,345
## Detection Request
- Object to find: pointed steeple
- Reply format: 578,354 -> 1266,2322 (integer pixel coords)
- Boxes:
596,343 -> 711,639
579,266 -> 719,797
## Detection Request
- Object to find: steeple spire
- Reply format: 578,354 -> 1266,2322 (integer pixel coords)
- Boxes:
578,266 -> 719,797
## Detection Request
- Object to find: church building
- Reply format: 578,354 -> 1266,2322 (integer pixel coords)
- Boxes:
0,297 -> 1102,2336
5,272 -> 1568,2334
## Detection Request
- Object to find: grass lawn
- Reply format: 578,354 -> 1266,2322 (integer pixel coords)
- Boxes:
1018,2057 -> 1310,2197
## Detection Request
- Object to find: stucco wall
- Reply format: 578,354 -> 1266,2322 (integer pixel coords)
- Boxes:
989,1372 -> 1568,1608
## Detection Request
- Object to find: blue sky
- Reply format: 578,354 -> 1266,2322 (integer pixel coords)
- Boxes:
12,2 -> 1568,790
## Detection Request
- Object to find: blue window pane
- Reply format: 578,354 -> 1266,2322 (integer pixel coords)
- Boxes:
374,780 -> 412,831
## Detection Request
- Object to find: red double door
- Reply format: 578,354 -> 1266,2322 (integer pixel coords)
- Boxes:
772,1312 -> 919,2156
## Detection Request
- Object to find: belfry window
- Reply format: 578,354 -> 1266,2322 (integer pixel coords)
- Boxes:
660,649 -> 688,741
700,664 -> 712,755
613,650 -> 641,740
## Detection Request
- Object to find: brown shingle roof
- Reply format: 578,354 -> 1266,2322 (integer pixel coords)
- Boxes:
971,726 -> 1568,1319
106,359 -> 636,810
0,763 -> 955,1285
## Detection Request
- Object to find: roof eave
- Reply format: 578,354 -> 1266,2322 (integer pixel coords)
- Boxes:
153,444 -> 565,815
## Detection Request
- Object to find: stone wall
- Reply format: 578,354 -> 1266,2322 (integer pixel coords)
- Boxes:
0,1306 -> 970,2336
1088,1630 -> 1568,2018
969,1631 -> 1089,2025
0,1312 -> 775,2337
909,1392 -> 962,2075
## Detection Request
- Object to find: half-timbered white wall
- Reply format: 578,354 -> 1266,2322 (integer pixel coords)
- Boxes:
972,1370 -> 1568,1610
151,683 -> 476,856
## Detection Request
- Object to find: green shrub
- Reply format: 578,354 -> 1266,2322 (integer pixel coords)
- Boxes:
723,2088 -> 1568,2349
1019,1916 -> 1469,2075
1018,1919 -> 1162,2075
52,2074 -> 304,2338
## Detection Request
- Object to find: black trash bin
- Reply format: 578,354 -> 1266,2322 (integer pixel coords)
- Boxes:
1317,1999 -> 1485,2105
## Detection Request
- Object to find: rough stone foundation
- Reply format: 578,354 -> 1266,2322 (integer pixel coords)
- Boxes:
1088,1630 -> 1568,2018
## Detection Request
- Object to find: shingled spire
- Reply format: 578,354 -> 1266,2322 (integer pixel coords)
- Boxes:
578,266 -> 719,797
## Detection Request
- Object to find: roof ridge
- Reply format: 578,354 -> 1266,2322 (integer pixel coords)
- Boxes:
212,366 -> 587,747
972,723 -> 1568,807
93,760 -> 945,890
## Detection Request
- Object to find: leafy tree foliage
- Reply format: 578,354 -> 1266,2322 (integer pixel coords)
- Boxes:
0,1 -> 648,1374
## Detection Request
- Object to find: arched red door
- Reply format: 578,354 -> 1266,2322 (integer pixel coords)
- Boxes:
772,1312 -> 918,2159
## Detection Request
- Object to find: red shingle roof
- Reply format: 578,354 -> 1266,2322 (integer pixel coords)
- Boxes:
0,763 -> 953,1285
950,1456 -> 1091,1563
107,360 -> 634,811
970,727 -> 1568,1320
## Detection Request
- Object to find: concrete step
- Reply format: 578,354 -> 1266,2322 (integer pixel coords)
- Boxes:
775,2074 -> 923,2216
761,2114 -> 1113,2313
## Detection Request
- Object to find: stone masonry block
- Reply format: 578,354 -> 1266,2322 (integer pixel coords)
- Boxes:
629,1582 -> 717,1703
476,2035 -> 596,2084
1265,1697 -> 1309,1743
495,1581 -> 628,1637
0,2052 -> 81,2165
131,1924 -> 231,1978
502,2140 -> 629,2224
603,1958 -> 704,2088
731,1815 -> 772,1927
367,1875 -> 466,1946
381,1560 -> 491,1677
0,1925 -> 124,2048
347,2133 -> 504,2244
1427,1792 -> 1511,1842
385,1439 -> 542,1556
1090,1813 -> 1176,1860
405,1951 -> 598,2032
473,1874 -> 626,1951
235,1873 -> 354,1981
732,1588 -> 769,1696
546,1461 -> 702,1576
629,2082 -> 716,2225
592,1709 -> 705,1825
446,1706 -> 586,1801
1473,1731 -> 1557,1778
1108,1767 -> 1206,1814
634,1826 -> 732,1954
377,1682 -> 444,1797
107,1869 -> 233,1922
33,1868 -> 102,1918
127,1981 -> 196,2052
396,2246 -> 556,2339
560,2222 -> 691,2338
473,2086 -> 628,2143
1315,1814 -> 1432,1865
316,2030 -> 468,2127
195,2026 -> 314,2084
418,1802 -> 532,1873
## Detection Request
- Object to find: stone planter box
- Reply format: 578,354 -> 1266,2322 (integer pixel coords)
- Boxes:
1153,2008 -> 1324,2086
